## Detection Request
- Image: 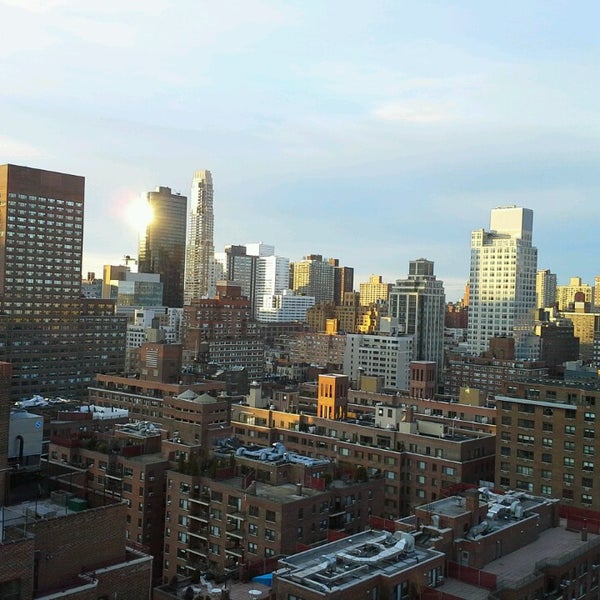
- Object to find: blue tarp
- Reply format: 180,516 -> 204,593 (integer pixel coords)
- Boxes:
251,573 -> 273,585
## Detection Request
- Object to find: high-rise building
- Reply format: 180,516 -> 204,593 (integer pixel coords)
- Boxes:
182,283 -> 264,380
467,206 -> 537,358
291,254 -> 335,305
344,333 -> 413,391
359,274 -> 391,307
535,269 -> 557,309
388,259 -> 445,376
556,276 -> 592,311
328,258 -> 354,305
214,244 -> 257,305
138,186 -> 187,307
184,170 -> 214,303
0,164 -> 126,400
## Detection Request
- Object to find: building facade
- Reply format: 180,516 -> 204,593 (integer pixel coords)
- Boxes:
389,259 -> 445,376
359,274 -> 391,307
184,170 -> 215,303
344,333 -> 414,391
467,206 -> 538,358
291,254 -> 335,305
0,164 -> 126,400
535,268 -> 557,309
138,186 -> 187,307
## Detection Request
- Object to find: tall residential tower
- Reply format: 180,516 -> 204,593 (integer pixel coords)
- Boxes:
467,206 -> 537,357
184,170 -> 214,303
138,186 -> 187,307
0,164 -> 126,399
389,259 -> 446,377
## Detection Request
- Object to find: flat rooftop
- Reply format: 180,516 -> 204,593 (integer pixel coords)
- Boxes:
276,529 -> 443,594
215,477 -> 323,504
486,519 -> 600,589
424,491 -> 552,533
1,493 -> 85,541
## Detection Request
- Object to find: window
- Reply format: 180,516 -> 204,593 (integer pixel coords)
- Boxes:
564,441 -> 575,451
563,473 -> 574,484
442,466 -> 456,476
265,528 -> 276,541
564,425 -> 576,435
583,461 -> 594,471
582,494 -> 593,505
248,542 -> 258,554
248,505 -> 259,517
516,465 -> 533,476
517,449 -> 534,460
541,485 -> 552,496
266,510 -> 276,522
582,477 -> 594,488
584,412 -> 596,422
542,453 -> 552,463
248,523 -> 258,536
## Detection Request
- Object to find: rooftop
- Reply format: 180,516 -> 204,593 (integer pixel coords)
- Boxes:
487,519 -> 600,590
276,529 -> 443,594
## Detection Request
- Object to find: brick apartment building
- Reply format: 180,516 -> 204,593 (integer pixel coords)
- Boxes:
274,488 -> 600,600
496,377 -> 600,511
88,372 -> 227,451
49,419 -> 170,583
230,374 -> 496,517
0,469 -> 152,598
162,450 -> 385,585
182,282 -> 264,380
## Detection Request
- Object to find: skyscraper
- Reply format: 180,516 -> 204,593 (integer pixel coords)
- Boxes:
291,254 -> 335,305
535,269 -> 557,310
389,259 -> 445,377
0,164 -> 126,399
184,170 -> 214,303
138,186 -> 187,307
467,206 -> 537,357
328,258 -> 354,305
359,275 -> 391,307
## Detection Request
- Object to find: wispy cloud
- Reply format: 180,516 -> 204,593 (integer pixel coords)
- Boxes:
0,136 -> 41,160
372,101 -> 452,123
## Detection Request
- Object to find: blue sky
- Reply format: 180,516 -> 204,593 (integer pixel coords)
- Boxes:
1,0 -> 599,300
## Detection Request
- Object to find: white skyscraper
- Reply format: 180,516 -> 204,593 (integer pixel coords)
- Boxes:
184,170 -> 215,303
467,206 -> 538,357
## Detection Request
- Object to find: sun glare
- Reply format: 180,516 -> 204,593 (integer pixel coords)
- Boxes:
125,194 -> 153,234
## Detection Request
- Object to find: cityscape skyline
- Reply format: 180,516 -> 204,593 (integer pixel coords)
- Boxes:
2,2 -> 600,300
0,0 -> 600,300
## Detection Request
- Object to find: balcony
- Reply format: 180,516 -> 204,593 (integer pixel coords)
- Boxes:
188,510 -> 210,522
225,526 -> 244,539
190,491 -> 211,506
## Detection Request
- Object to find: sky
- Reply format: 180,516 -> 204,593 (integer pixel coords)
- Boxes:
1,0 -> 600,301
